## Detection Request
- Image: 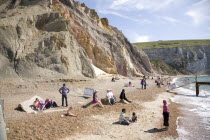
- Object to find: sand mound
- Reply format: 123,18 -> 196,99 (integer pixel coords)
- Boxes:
92,64 -> 110,77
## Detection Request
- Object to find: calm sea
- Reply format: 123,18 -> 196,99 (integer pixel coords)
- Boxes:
171,76 -> 210,140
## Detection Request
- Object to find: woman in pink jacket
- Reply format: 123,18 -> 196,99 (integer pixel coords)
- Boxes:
163,100 -> 169,130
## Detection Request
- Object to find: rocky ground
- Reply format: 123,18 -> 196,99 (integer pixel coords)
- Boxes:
0,75 -> 180,140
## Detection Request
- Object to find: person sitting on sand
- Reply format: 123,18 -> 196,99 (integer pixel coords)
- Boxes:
106,89 -> 116,105
44,99 -> 58,109
115,75 -> 120,80
39,100 -> 46,111
33,98 -> 45,111
92,90 -> 104,107
128,81 -> 134,87
119,108 -> 130,125
163,100 -> 169,130
119,89 -> 131,104
65,107 -> 77,117
33,98 -> 40,110
44,98 -> 52,109
130,112 -> 137,123
111,77 -> 115,82
109,89 -> 117,102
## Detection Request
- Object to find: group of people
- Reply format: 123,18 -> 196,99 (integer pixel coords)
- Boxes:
104,89 -> 132,105
32,83 -> 70,111
119,108 -> 137,125
118,99 -> 170,129
91,88 -> 132,106
33,80 -> 170,129
155,76 -> 166,88
33,98 -> 58,111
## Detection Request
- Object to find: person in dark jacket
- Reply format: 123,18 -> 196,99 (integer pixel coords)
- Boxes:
141,78 -> 146,89
119,89 -> 131,104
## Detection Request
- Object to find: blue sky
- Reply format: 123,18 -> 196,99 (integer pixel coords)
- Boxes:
76,0 -> 210,43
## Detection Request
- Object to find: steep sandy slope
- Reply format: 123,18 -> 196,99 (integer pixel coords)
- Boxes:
0,0 -> 151,78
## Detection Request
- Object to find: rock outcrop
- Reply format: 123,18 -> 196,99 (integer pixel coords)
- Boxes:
143,46 -> 210,74
0,0 -> 151,79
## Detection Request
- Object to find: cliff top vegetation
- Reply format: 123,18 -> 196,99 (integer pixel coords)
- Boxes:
133,39 -> 210,49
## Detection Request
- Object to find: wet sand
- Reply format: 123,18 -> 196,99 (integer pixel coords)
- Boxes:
0,76 -> 180,140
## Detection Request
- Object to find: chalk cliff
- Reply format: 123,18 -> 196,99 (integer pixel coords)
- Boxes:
143,46 -> 210,74
0,0 -> 151,78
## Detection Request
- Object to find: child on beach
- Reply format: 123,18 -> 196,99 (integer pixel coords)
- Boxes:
33,98 -> 45,111
33,98 -> 40,110
128,81 -> 134,87
163,100 -> 169,130
130,112 -> 137,123
65,107 -> 77,117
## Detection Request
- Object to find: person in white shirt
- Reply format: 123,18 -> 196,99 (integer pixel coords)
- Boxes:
106,89 -> 116,105
119,108 -> 130,125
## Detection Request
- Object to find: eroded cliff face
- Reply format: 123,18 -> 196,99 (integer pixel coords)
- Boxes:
0,0 -> 151,78
143,46 -> 210,74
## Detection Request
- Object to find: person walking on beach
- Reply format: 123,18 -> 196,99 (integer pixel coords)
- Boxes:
59,84 -> 70,107
163,100 -> 169,130
141,78 -> 146,89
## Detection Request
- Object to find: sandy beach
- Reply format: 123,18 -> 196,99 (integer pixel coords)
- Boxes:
0,76 -> 181,140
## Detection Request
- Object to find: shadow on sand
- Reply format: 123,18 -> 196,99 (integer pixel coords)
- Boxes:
14,106 -> 24,112
112,121 -> 121,125
144,128 -> 166,133
82,101 -> 93,108
79,96 -> 90,99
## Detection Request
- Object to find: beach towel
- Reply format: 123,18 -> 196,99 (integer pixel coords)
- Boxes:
19,95 -> 44,113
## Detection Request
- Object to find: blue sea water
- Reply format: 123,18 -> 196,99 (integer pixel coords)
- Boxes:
171,76 -> 210,140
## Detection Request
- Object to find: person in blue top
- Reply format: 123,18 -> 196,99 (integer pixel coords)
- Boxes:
59,84 -> 70,107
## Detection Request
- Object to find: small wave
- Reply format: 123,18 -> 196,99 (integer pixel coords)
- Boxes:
172,76 -> 210,139
176,116 -> 189,140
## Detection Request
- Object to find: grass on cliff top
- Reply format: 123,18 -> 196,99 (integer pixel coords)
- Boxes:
133,39 -> 210,49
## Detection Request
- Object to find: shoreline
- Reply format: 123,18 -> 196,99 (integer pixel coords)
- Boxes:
1,76 -> 182,140
170,76 -> 210,140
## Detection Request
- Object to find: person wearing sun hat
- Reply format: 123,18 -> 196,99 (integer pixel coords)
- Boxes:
106,89 -> 116,105
92,90 -> 104,107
